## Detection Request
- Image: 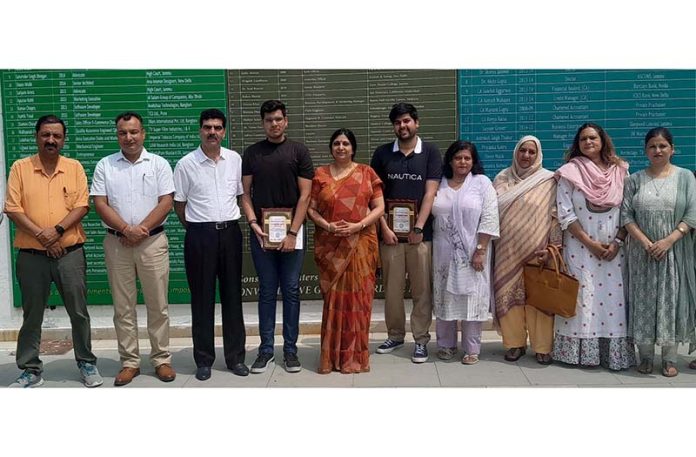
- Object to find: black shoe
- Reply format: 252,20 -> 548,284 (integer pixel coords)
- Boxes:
284,352 -> 302,373
195,366 -> 211,381
229,363 -> 249,377
250,352 -> 275,374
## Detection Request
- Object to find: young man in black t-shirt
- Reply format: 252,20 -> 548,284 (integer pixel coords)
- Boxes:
370,103 -> 442,363
241,100 -> 314,373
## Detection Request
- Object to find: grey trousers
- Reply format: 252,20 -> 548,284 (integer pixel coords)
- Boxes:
637,343 -> 678,364
15,247 -> 96,373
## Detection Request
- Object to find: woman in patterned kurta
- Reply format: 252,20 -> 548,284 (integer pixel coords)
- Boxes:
432,141 -> 499,365
621,127 -> 696,377
553,123 -> 635,370
307,128 -> 384,374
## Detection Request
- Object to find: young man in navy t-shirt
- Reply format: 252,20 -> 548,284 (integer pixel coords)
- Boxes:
370,103 -> 442,363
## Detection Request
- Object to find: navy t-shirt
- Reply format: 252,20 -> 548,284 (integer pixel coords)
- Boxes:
242,138 -> 314,222
370,138 -> 442,241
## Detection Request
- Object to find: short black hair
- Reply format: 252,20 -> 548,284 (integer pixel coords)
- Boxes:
389,102 -> 419,123
35,114 -> 66,135
199,109 -> 227,128
443,140 -> 485,178
115,111 -> 144,127
260,100 -> 287,119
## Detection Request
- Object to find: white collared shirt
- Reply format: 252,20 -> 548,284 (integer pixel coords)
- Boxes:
392,136 -> 423,154
90,148 -> 175,229
173,146 -> 243,222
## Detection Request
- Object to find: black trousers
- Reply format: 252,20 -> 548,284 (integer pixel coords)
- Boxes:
184,221 -> 245,368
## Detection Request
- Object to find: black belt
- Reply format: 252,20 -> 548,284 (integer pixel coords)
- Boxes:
187,220 -> 238,230
20,243 -> 84,255
106,225 -> 165,238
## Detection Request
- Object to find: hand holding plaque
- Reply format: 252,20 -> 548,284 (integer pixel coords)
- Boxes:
262,208 -> 293,249
386,199 -> 417,242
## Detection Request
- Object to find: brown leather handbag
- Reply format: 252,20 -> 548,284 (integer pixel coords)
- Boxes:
523,245 -> 579,318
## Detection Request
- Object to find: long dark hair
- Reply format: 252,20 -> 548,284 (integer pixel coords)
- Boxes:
443,140 -> 485,178
565,122 -> 621,165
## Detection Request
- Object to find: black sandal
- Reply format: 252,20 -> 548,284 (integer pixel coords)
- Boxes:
535,353 -> 553,365
504,347 -> 526,362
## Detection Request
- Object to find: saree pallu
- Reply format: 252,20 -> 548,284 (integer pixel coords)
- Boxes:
312,164 -> 382,373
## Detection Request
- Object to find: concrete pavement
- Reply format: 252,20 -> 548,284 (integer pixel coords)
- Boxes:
2,331 -> 696,388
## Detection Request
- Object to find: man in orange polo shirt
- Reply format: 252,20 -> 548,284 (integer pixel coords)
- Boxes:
4,114 -> 103,388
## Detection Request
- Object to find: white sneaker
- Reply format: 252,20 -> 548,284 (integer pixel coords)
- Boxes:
78,361 -> 103,388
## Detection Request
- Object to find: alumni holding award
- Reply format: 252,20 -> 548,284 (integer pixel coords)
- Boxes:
370,103 -> 442,363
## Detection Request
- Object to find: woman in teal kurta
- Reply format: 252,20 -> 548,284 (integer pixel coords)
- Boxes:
621,127 -> 696,377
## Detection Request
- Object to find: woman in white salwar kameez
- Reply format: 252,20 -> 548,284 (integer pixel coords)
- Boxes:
553,122 -> 635,370
432,140 -> 499,365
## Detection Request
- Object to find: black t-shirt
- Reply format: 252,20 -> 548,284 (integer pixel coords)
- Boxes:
242,138 -> 314,222
370,139 -> 442,241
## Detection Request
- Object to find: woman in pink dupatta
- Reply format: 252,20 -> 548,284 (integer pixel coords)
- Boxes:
307,129 -> 384,374
493,135 -> 561,365
552,122 -> 635,370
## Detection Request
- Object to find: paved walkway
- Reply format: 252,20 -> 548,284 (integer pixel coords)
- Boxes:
2,332 -> 696,388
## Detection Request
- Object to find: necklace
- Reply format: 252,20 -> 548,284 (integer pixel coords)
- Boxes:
330,162 -> 356,180
648,165 -> 671,197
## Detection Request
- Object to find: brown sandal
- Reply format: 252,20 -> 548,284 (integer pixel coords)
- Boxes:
637,359 -> 653,374
689,359 -> 696,370
504,347 -> 526,362
662,361 -> 678,378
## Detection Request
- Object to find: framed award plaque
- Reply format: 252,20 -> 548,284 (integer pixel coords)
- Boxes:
386,199 -> 417,241
262,208 -> 293,249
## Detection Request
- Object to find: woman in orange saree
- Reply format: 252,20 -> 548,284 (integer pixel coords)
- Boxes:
307,128 -> 385,374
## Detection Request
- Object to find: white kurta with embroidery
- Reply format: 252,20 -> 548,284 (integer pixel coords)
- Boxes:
555,177 -> 628,338
432,175 -> 499,321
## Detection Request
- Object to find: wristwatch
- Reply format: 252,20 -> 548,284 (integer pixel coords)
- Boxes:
413,227 -> 423,235
475,243 -> 485,252
54,224 -> 66,237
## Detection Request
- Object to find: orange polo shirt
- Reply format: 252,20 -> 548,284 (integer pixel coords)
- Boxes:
4,154 -> 89,249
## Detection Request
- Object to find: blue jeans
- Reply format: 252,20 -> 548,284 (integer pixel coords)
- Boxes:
250,234 -> 304,355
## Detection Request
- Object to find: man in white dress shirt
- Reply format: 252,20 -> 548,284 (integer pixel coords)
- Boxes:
173,108 -> 248,380
91,111 -> 176,386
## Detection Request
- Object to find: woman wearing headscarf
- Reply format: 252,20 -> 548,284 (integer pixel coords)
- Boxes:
493,135 -> 561,365
553,122 -> 634,370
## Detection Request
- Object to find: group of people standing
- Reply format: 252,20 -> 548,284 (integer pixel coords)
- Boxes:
4,99 -> 696,388
309,105 -> 696,379
4,101 -> 314,387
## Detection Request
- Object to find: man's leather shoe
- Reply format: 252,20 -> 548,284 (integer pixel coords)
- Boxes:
114,367 -> 140,386
195,366 -> 211,381
229,363 -> 249,377
155,363 -> 176,382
